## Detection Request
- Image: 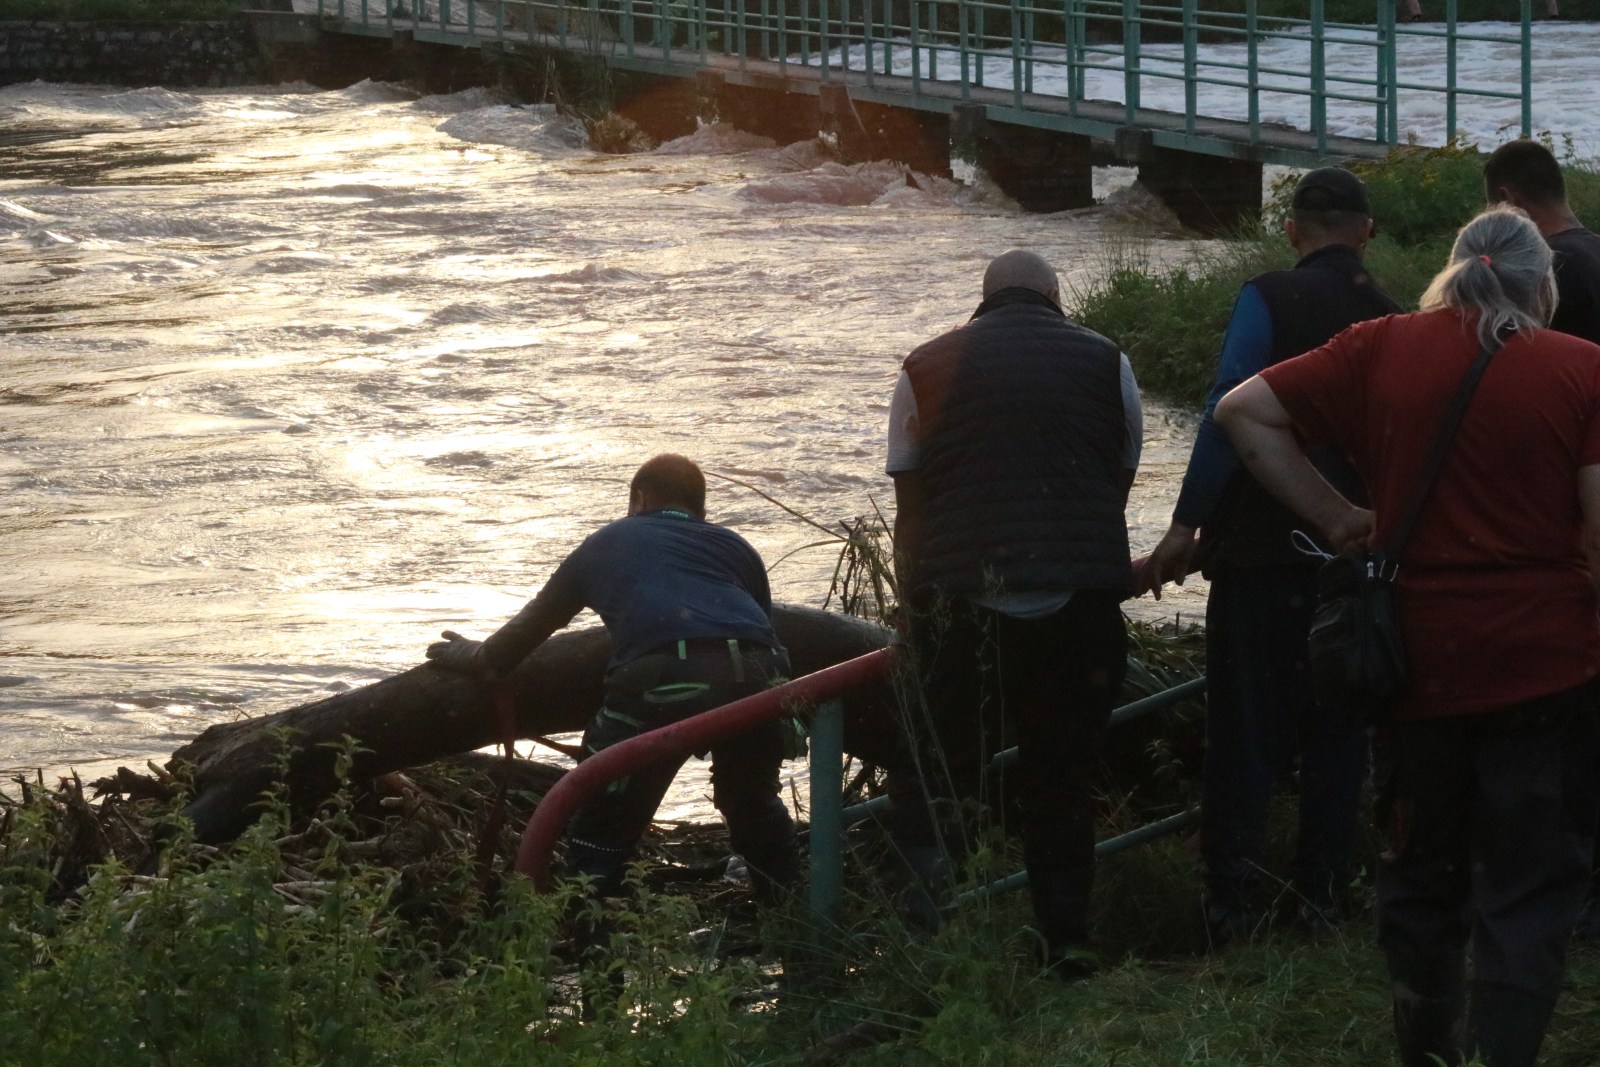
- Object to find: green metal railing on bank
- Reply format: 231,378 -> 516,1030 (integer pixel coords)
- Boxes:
514,645 -> 1206,925
317,0 -> 1534,162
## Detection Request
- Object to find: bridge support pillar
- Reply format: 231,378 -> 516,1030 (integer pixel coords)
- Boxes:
697,71 -> 821,146
611,70 -> 700,144
1116,128 -> 1262,235
819,85 -> 951,176
951,105 -> 1091,212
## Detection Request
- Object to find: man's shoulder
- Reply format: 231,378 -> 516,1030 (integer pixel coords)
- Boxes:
1551,227 -> 1600,270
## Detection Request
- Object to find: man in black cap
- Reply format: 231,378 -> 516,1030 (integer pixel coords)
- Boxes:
1135,166 -> 1402,944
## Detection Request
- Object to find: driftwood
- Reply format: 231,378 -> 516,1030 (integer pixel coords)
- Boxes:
164,604 -> 899,842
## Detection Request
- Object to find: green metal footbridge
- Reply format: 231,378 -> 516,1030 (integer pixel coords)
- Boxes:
288,0 -> 1540,226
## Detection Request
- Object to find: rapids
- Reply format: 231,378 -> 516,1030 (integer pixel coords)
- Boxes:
0,79 -> 1218,804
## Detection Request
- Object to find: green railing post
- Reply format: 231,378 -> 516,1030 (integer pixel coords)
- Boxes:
1010,0 -> 1023,108
1310,0 -> 1326,152
959,0 -> 971,99
1065,0 -> 1080,113
1519,0 -> 1532,138
1246,0 -> 1258,140
1386,0 -> 1399,145
1121,0 -> 1139,124
780,0 -> 790,70
467,0 -> 475,35
442,0 -> 450,27
865,0 -> 876,85
738,0 -> 749,68
1446,0 -> 1458,141
911,0 -> 922,91
1182,0 -> 1196,137
821,0 -> 831,78
808,699 -> 845,928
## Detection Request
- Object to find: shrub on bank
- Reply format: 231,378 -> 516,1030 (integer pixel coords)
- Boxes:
1076,140 -> 1600,408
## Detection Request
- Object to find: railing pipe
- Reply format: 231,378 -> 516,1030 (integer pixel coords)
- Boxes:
840,676 -> 1207,829
808,699 -> 846,923
956,807 -> 1201,903
515,648 -> 893,889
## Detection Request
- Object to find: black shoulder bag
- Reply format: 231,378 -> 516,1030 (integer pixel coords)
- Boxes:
1307,332 -> 1504,724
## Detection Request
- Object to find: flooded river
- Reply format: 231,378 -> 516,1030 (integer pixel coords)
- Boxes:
0,79 -> 1208,802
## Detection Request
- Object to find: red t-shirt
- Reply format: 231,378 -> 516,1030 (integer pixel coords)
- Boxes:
1261,309 -> 1600,719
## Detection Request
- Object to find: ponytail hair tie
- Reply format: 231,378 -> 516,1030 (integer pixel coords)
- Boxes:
1478,253 -> 1493,267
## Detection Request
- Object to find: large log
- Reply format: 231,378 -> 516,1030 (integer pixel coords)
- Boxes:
167,605 -> 898,842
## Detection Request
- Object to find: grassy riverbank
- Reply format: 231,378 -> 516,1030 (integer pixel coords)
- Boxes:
5,763 -> 1599,1066
1073,141 -> 1600,407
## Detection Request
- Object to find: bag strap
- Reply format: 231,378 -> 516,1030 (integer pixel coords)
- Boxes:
1383,329 -> 1506,565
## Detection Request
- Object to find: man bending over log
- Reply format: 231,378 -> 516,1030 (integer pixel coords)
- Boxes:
426,454 -> 799,971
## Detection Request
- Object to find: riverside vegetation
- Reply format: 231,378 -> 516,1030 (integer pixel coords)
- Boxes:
7,150 -> 1600,1066
1073,139 -> 1600,407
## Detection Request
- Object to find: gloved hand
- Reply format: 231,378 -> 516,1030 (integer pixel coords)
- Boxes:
426,630 -> 488,676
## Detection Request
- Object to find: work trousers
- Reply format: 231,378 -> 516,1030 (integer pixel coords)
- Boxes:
564,641 -> 799,900
900,590 -> 1127,949
1200,565 -> 1368,909
1376,681 -> 1600,1067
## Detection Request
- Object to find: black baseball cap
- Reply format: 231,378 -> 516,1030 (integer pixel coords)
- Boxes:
1291,167 -> 1371,214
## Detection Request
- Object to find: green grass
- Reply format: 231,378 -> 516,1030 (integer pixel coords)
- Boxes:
7,771 -> 1598,1066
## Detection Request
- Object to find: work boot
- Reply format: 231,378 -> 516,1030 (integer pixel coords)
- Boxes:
1467,983 -> 1556,1067
1028,866 -> 1097,979
1392,985 -> 1466,1067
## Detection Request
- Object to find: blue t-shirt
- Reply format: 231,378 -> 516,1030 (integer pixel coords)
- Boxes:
536,510 -> 780,668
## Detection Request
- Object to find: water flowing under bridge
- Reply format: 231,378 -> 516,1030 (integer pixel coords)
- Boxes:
273,0 -> 1540,229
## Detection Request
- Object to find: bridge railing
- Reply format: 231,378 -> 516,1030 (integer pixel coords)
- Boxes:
325,0 -> 1534,149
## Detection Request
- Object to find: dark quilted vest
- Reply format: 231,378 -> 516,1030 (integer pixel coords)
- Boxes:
904,288 -> 1131,600
1199,245 -> 1403,572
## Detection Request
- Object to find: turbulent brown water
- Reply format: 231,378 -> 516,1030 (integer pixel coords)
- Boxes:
0,79 -> 1209,808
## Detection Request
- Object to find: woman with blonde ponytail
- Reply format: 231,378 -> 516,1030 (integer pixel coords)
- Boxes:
1215,204 -> 1600,1067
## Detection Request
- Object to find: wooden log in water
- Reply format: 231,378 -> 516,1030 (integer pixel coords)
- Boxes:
166,604 -> 898,842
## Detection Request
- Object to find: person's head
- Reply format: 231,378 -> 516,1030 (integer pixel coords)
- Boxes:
982,249 -> 1061,306
1484,139 -> 1567,211
628,453 -> 707,518
1285,167 -> 1376,254
1419,204 -> 1556,346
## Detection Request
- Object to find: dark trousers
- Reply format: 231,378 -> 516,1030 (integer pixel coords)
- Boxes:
565,642 -> 798,900
900,590 -> 1127,948
1200,565 -> 1368,909
1375,683 -> 1600,1067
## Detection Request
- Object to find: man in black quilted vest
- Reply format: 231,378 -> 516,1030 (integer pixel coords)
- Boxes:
885,249 -> 1143,979
1135,167 -> 1401,944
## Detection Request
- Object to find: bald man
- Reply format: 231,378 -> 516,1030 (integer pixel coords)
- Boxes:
885,249 -> 1143,979
427,455 -> 797,993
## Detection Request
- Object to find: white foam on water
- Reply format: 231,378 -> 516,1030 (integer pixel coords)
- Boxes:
654,122 -> 779,156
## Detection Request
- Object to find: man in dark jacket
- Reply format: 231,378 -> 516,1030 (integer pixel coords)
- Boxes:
426,454 -> 798,963
886,249 -> 1143,978
1484,139 -> 1600,941
1135,167 -> 1402,943
1486,139 -> 1600,348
